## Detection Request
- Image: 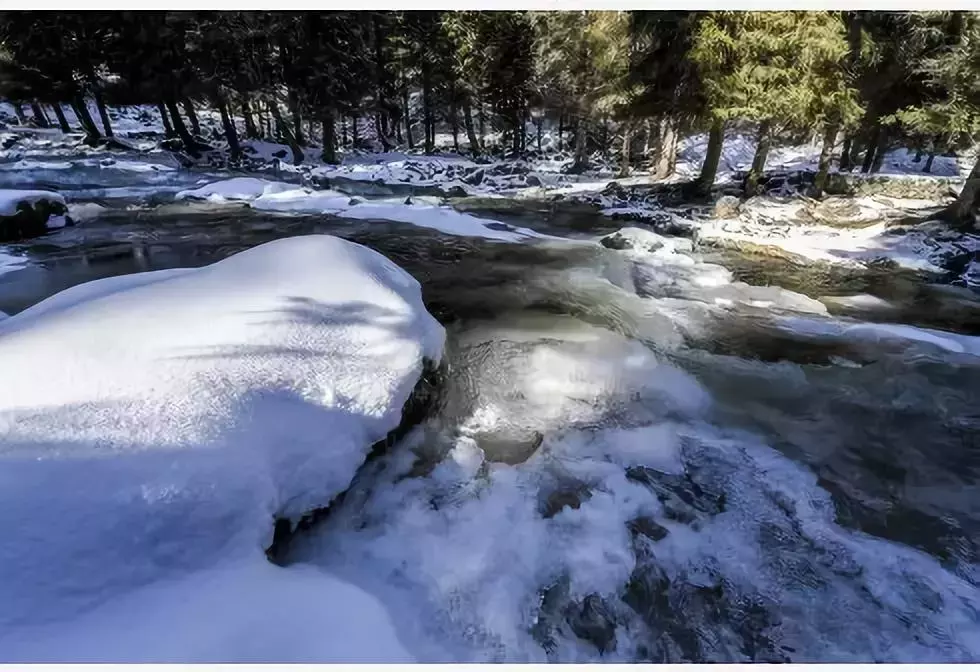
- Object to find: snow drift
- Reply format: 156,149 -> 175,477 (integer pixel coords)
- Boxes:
0,234 -> 444,660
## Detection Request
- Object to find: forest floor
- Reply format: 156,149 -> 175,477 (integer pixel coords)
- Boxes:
2,101 -> 977,287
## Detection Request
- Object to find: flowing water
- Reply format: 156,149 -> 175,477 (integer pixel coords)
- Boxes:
2,160 -> 980,662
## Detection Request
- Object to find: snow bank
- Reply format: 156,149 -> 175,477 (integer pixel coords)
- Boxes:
341,201 -> 545,241
698,197 -> 980,274
0,558 -> 416,663
0,235 -> 444,655
175,177 -> 295,202
0,188 -> 65,217
190,178 -> 547,242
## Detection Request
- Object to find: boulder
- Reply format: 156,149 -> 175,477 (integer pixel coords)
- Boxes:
712,194 -> 742,219
0,190 -> 69,242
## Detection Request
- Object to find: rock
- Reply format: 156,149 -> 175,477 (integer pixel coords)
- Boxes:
0,191 -> 68,242
462,167 -> 486,186
712,195 -> 742,219
628,516 -> 669,542
525,174 -> 542,187
600,227 -> 670,253
442,184 -> 468,198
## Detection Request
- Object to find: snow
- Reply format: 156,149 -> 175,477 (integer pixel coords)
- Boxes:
0,235 -> 445,654
0,188 -> 65,217
0,557 -> 416,663
188,178 -> 548,242
697,196 -> 980,274
175,177 -> 296,202
341,201 -> 545,241
251,188 -> 354,214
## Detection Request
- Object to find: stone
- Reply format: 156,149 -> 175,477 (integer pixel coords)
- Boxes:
712,194 -> 742,219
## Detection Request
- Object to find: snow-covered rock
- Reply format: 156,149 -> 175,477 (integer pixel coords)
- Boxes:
0,235 -> 445,655
0,557 -> 417,663
0,189 -> 68,241
175,177 -> 295,202
600,227 -> 692,255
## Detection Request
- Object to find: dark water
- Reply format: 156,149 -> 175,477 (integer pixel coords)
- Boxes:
2,193 -> 979,662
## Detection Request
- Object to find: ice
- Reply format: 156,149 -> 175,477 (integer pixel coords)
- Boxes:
0,188 -> 65,217
775,314 -> 980,357
0,249 -> 29,278
175,177 -> 296,202
0,235 -> 444,644
0,557 -> 417,663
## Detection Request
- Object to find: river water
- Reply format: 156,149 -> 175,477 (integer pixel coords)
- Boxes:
2,156 -> 979,662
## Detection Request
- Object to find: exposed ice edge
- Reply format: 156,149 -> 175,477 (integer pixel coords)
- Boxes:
176,177 -> 546,242
0,234 -> 445,662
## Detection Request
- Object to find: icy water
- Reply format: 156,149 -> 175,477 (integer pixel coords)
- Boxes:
2,179 -> 980,661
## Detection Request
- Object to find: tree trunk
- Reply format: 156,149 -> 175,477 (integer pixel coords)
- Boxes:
655,117 -> 678,180
156,101 -> 175,138
839,135 -> 853,171
619,122 -> 631,177
695,119 -> 725,196
52,104 -> 72,133
72,96 -> 102,143
321,111 -> 337,164
242,98 -> 258,139
536,116 -> 544,153
861,124 -> 881,173
745,120 -> 771,195
422,60 -> 434,155
914,147 -> 923,162
287,90 -> 304,146
477,95 -> 485,147
871,131 -> 887,174
644,117 -> 656,158
29,102 -> 49,128
341,116 -> 348,147
462,101 -> 479,156
570,114 -> 589,173
164,96 -> 198,156
402,87 -> 413,150
93,90 -> 113,137
924,152 -> 936,173
11,102 -> 27,125
269,100 -> 303,165
351,114 -> 360,147
308,118 -> 315,146
255,104 -> 266,139
213,90 -> 240,162
939,152 -> 980,225
181,97 -> 200,136
811,122 -> 840,198
451,103 -> 460,154
372,14 -> 391,152
557,112 -> 564,152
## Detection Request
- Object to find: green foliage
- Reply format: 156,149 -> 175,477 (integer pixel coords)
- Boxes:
0,9 -> 975,167
690,11 -> 859,131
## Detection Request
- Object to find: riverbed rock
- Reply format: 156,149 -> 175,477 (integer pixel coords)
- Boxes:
601,227 -> 672,254
0,190 -> 69,242
712,195 -> 742,219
